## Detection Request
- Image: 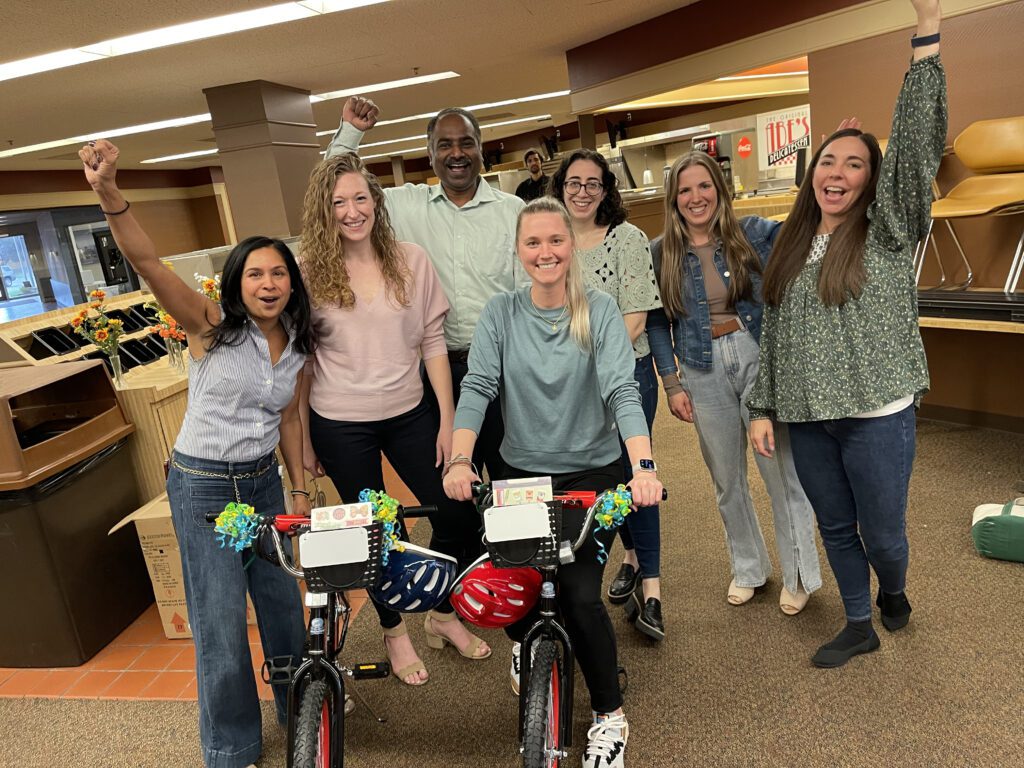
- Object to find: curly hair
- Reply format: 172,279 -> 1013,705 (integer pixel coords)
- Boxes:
548,148 -> 627,228
299,153 -> 410,309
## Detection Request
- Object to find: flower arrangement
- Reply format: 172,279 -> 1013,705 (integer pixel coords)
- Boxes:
145,302 -> 186,343
194,272 -> 221,302
70,289 -> 124,357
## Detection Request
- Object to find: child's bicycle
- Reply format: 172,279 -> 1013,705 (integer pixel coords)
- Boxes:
450,483 -> 666,768
207,499 -> 438,768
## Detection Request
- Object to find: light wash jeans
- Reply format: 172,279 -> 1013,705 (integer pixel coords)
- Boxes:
683,329 -> 821,593
167,450 -> 305,768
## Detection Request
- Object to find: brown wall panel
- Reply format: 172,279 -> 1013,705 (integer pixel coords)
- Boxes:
566,0 -> 861,92
0,167 -> 219,195
130,199 -> 208,258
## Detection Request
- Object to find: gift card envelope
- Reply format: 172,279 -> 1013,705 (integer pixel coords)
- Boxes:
484,502 -> 551,543
300,526 -> 370,568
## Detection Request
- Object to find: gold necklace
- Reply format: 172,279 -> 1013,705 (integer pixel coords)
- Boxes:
528,297 -> 568,332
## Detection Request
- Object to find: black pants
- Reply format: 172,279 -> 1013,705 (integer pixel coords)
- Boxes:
424,355 -> 508,481
309,400 -> 482,629
502,461 -> 624,714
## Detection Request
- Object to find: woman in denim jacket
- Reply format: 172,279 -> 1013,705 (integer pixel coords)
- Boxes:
647,151 -> 821,614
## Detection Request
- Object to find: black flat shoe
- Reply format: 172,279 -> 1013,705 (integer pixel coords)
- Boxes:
607,563 -> 640,605
876,589 -> 912,632
634,597 -> 664,641
811,622 -> 880,668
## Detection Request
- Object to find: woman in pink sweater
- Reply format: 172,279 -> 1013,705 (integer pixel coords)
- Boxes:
299,154 -> 491,686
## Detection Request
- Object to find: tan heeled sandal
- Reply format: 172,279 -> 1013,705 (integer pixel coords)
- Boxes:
423,610 -> 492,660
780,586 -> 810,616
727,578 -> 756,606
383,622 -> 428,686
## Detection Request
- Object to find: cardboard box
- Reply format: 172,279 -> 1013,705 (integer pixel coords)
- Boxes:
110,493 -> 255,639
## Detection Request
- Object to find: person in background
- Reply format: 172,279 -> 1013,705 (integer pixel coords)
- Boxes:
549,148 -> 666,641
444,197 -> 663,768
515,147 -> 550,202
298,153 -> 490,686
646,151 -> 821,618
79,140 -> 313,768
748,0 -> 946,668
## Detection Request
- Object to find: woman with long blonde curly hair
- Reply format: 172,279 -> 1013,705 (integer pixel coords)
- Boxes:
299,153 -> 492,687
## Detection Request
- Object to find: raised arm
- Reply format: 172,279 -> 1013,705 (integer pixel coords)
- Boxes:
324,96 -> 380,159
871,0 -> 947,251
79,140 -> 217,338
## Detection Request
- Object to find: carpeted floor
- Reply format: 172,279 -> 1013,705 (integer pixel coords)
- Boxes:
2,414 -> 1022,768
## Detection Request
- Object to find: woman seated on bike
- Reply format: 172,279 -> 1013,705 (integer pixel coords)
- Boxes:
444,197 -> 663,768
299,153 -> 491,687
79,140 -> 314,768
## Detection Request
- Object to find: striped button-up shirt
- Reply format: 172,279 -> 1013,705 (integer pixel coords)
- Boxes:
174,317 -> 305,461
327,123 -> 526,350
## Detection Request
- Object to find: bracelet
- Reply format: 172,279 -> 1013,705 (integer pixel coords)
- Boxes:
444,453 -> 472,469
662,373 -> 685,398
289,489 -> 310,497
100,200 -> 131,216
910,32 -> 940,48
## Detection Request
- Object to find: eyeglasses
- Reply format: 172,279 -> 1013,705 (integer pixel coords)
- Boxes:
564,180 -> 604,195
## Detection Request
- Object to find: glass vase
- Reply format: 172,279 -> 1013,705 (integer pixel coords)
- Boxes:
108,353 -> 125,389
164,337 -> 186,373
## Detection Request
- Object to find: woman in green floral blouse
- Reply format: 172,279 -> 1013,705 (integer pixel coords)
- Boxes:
747,0 -> 946,668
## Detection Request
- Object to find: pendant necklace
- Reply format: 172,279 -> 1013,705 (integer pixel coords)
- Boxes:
528,297 -> 568,332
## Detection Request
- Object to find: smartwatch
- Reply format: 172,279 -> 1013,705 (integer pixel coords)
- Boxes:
632,459 -> 657,474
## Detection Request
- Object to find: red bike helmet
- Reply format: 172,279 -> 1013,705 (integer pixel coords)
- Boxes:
450,554 -> 543,629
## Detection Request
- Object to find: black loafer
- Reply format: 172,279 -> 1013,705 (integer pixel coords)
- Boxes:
635,597 -> 665,641
607,563 -> 640,605
876,589 -> 912,632
811,622 -> 880,668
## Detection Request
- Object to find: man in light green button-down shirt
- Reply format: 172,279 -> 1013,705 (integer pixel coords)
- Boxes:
325,96 -> 526,480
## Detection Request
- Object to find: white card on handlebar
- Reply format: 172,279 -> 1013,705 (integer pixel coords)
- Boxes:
310,502 -> 373,531
299,527 -> 369,568
483,502 -> 551,543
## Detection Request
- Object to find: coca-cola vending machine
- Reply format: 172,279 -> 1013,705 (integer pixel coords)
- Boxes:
692,134 -> 735,198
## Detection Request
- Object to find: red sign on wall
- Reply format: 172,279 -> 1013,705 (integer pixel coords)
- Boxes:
737,136 -> 753,158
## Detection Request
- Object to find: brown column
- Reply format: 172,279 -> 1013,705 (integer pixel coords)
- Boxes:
390,155 -> 406,186
577,114 -> 597,151
203,81 -> 321,240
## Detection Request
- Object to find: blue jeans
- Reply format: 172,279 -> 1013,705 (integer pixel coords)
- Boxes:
617,353 -> 661,578
684,329 -> 820,593
787,405 -> 916,622
167,451 -> 305,768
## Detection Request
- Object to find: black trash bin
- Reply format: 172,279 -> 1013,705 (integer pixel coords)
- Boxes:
0,361 -> 153,667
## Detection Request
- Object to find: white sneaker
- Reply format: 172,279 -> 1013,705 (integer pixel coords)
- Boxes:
510,642 -> 522,695
582,713 -> 628,768
344,694 -> 355,715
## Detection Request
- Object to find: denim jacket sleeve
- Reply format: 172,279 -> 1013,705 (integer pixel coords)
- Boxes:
739,216 -> 782,268
646,307 -> 678,376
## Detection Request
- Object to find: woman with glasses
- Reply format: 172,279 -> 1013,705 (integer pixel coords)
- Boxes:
549,150 -> 665,641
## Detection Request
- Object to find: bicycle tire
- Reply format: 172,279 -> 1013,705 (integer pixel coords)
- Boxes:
293,680 -> 333,768
521,640 -> 561,768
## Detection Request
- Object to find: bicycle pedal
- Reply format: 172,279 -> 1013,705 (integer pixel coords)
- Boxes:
351,661 -> 390,680
261,655 -> 296,686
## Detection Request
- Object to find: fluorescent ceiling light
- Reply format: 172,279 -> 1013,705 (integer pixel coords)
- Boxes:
0,113 -> 211,159
0,1 -> 389,83
715,70 -> 807,82
353,115 -> 552,150
312,71 -> 460,102
361,146 -> 428,161
141,148 -> 219,164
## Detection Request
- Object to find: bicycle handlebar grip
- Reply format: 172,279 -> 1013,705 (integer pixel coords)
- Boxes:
205,512 -> 220,523
470,481 -> 489,498
661,489 -> 668,501
401,505 -> 437,519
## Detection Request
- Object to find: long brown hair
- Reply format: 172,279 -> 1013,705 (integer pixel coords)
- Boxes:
659,152 -> 761,320
516,197 -> 592,352
299,153 -> 410,309
762,128 -> 882,307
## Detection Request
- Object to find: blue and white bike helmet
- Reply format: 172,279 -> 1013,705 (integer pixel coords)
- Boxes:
369,543 -> 457,613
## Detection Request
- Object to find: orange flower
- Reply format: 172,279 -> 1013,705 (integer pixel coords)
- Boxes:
94,329 -> 109,342
148,326 -> 159,334
159,329 -> 171,338
89,301 -> 102,309
70,316 -> 83,328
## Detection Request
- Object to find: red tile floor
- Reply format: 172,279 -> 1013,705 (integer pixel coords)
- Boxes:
0,591 -> 370,702
0,463 -> 410,702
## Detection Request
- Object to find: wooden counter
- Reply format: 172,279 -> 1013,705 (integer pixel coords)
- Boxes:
624,191 -> 797,239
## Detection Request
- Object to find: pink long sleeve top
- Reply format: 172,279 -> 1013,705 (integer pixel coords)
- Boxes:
309,242 -> 450,422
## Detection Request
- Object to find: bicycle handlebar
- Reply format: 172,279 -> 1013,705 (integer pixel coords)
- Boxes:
204,503 -> 438,582
470,483 -> 667,555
